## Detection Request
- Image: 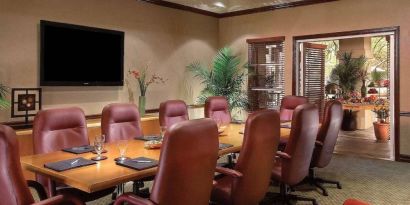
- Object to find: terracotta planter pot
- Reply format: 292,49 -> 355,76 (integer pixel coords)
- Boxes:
373,122 -> 389,143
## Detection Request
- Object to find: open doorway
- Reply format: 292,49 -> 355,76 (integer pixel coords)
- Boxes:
293,28 -> 399,161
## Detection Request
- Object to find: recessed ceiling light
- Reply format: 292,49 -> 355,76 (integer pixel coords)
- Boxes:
213,1 -> 226,8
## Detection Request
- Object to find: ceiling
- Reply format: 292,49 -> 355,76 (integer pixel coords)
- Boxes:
164,0 -> 313,14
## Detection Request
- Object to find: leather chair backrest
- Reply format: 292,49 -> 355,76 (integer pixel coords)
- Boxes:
0,125 -> 35,205
150,119 -> 219,205
101,103 -> 142,142
232,110 -> 280,205
32,107 -> 89,196
312,100 -> 343,168
280,96 -> 308,121
282,104 -> 319,186
204,96 -> 231,124
159,100 -> 189,128
33,107 -> 89,154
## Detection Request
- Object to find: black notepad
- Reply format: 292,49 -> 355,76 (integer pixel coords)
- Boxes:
280,124 -> 291,129
62,145 -> 94,154
116,157 -> 159,171
135,135 -> 162,141
44,157 -> 96,172
219,143 -> 234,150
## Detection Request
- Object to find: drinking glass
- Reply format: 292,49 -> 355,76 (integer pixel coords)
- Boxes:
115,140 -> 129,161
159,126 -> 167,141
91,136 -> 107,161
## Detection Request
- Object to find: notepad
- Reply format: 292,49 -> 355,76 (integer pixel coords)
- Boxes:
44,157 -> 96,172
116,157 -> 159,171
219,143 -> 234,150
135,135 -> 162,141
62,145 -> 94,154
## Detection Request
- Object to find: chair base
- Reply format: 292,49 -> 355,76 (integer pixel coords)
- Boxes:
133,180 -> 151,198
263,183 -> 318,205
263,192 -> 318,205
309,168 -> 342,196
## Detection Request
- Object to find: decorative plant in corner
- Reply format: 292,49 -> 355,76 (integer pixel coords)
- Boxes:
0,82 -> 10,110
187,47 -> 248,114
330,52 -> 366,98
129,66 -> 166,116
372,98 -> 390,142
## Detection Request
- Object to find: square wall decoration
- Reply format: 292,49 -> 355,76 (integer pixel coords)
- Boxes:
11,88 -> 42,122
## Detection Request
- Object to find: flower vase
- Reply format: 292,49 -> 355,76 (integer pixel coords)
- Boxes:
138,96 -> 146,116
361,80 -> 367,98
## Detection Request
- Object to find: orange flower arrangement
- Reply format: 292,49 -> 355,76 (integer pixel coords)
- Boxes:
128,66 -> 166,96
372,98 -> 389,123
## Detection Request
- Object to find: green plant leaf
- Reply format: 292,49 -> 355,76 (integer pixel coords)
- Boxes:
187,47 -> 248,111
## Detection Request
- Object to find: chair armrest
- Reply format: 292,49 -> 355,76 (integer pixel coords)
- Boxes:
276,151 -> 291,160
114,193 -> 155,205
315,140 -> 324,147
32,194 -> 84,205
215,166 -> 243,178
27,180 -> 48,201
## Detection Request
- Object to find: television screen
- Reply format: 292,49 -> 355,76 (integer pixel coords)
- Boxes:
40,20 -> 124,86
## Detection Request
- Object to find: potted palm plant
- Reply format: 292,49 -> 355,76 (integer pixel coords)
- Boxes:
370,70 -> 387,87
330,52 -> 366,98
0,82 -> 9,110
372,98 -> 389,142
187,47 -> 248,113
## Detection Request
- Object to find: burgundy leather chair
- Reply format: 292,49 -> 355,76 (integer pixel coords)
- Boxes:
32,107 -> 114,201
0,124 -> 84,205
344,199 -> 370,205
159,100 -> 188,128
114,118 -> 219,205
211,110 -> 280,205
270,104 -> 319,205
279,95 -> 308,122
309,100 -> 343,196
205,96 -> 231,124
101,103 -> 143,142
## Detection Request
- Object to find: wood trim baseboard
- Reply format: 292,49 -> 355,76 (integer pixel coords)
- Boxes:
399,154 -> 410,163
138,0 -> 338,18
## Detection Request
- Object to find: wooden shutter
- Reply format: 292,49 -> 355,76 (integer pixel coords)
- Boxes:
302,42 -> 326,116
247,37 -> 285,111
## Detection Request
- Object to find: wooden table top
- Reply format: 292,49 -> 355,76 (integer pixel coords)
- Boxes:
342,103 -> 375,111
20,123 -> 291,193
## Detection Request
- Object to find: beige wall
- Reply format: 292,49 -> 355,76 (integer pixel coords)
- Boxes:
2,0 -> 410,156
218,0 -> 410,156
0,0 -> 219,122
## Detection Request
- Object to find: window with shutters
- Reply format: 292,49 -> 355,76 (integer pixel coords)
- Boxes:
299,42 -> 326,117
247,37 -> 285,111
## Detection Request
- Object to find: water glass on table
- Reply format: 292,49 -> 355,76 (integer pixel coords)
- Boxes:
91,135 -> 107,161
160,126 -> 167,141
115,140 -> 130,161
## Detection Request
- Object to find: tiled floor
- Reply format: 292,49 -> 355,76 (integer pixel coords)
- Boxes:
335,127 -> 394,160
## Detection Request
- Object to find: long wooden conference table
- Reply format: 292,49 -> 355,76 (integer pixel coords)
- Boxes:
20,123 -> 291,194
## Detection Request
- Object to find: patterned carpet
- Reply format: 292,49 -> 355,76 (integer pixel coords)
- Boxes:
32,154 -> 410,205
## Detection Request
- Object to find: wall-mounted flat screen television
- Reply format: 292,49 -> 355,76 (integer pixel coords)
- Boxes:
40,20 -> 124,86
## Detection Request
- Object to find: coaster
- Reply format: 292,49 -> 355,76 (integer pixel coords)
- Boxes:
91,156 -> 108,161
114,157 -> 131,162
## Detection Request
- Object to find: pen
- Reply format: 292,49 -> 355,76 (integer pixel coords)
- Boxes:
71,159 -> 80,165
132,160 -> 152,163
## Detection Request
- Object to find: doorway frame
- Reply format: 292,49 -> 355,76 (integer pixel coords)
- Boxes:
292,27 -> 400,161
